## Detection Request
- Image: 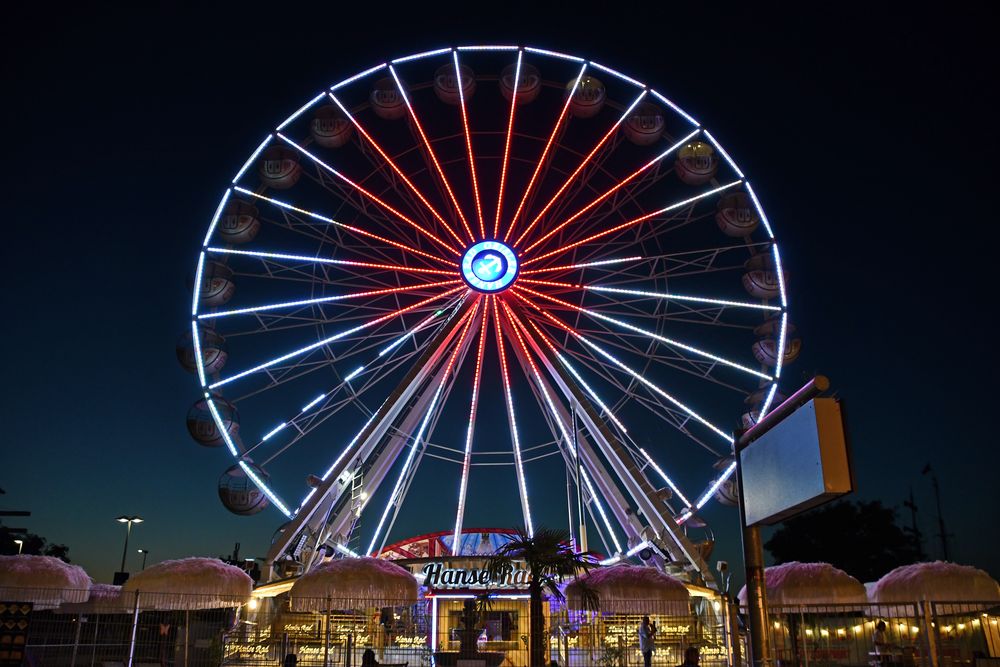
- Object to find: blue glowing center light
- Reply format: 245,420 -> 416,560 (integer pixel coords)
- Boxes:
461,241 -> 519,293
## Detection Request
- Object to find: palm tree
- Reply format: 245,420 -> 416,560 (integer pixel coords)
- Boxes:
485,528 -> 598,667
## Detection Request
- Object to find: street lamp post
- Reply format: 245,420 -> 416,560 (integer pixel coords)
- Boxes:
115,516 -> 144,575
13,539 -> 23,555
137,548 -> 150,570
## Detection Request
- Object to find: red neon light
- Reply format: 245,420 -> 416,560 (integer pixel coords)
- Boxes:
522,159 -> 658,255
332,94 -> 468,249
504,64 -> 585,244
454,55 -> 486,239
493,52 -> 522,240
328,259 -> 457,277
513,103 -> 635,249
453,295 -> 491,551
393,68 -> 478,244
518,278 -> 582,290
279,133 -> 460,256
340,222 -> 456,264
523,207 -> 665,266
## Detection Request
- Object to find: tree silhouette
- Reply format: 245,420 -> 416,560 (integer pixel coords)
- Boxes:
0,525 -> 71,562
764,500 -> 921,582
485,528 -> 597,667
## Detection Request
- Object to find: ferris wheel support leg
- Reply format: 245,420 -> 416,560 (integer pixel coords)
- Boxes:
312,313 -> 482,558
263,295 -> 475,577
521,329 -> 716,585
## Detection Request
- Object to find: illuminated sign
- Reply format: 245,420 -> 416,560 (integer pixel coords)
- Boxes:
421,562 -> 530,589
461,242 -> 518,293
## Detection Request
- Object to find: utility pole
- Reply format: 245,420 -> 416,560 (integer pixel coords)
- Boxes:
922,465 -> 950,561
902,488 -> 924,557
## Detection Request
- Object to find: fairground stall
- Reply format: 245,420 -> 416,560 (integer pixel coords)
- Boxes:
742,561 -> 1000,667
234,529 -> 730,667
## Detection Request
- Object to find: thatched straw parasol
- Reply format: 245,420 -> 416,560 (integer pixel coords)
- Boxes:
0,555 -> 90,608
869,562 -> 1000,607
56,584 -> 125,614
289,557 -> 417,611
737,562 -> 867,606
121,557 -> 252,610
565,565 -> 690,614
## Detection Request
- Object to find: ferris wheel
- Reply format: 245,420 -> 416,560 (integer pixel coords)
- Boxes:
180,45 -> 799,583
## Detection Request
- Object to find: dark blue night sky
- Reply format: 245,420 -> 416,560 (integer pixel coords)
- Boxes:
3,4 -> 997,587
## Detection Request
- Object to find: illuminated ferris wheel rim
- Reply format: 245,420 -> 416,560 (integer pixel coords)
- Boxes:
188,44 -> 791,566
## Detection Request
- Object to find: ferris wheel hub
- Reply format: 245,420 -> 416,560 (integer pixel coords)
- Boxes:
460,241 -> 519,293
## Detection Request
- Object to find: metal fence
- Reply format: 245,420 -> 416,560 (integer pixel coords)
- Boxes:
2,588 -> 243,666
5,589 -> 998,667
755,601 -> 1000,667
229,595 -> 729,667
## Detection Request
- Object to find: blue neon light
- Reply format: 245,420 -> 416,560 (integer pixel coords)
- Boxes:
461,241 -> 518,293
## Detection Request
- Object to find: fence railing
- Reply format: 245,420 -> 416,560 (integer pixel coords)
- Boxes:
753,601 -> 1000,667
3,588 -> 997,667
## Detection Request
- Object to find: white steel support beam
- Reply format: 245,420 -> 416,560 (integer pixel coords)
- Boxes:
264,296 -> 474,574
314,308 -> 482,556
519,324 -> 715,585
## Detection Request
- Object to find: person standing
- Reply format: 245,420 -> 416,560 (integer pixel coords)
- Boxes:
639,615 -> 657,667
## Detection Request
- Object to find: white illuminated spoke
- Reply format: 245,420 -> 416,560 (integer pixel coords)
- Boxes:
452,300 -> 490,554
198,280 -> 461,319
526,180 -> 743,266
369,306 -> 478,555
327,91 -> 468,248
388,65 -> 477,244
513,90 -> 647,249
517,286 -> 773,381
520,256 -> 643,275
554,352 -> 628,433
491,297 -> 534,537
523,129 -> 701,255
493,50 -> 522,239
586,285 -> 781,312
518,300 -> 733,444
208,287 -> 465,389
274,134 -> 462,256
638,447 -> 692,508
232,186 -> 452,266
505,62 -> 587,244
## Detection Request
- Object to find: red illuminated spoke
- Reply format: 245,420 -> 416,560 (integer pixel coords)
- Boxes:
368,299 -> 481,557
452,52 -> 487,239
206,246 -> 459,279
451,296 -> 490,554
504,63 -> 587,244
277,134 -> 462,256
389,65 -> 477,244
492,295 -> 535,536
512,91 -> 646,249
493,50 -> 522,240
328,92 -> 469,249
522,129 -> 700,255
524,181 -> 742,266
